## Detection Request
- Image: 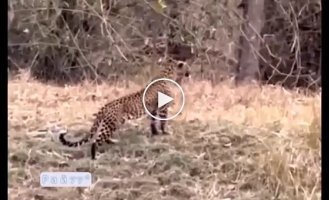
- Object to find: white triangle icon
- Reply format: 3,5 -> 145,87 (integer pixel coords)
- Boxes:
158,92 -> 173,108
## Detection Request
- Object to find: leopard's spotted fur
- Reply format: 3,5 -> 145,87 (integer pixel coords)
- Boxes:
58,59 -> 190,160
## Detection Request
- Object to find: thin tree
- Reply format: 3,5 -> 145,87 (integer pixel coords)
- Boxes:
235,0 -> 265,84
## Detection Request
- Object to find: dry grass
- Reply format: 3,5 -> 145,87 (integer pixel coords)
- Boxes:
8,73 -> 321,200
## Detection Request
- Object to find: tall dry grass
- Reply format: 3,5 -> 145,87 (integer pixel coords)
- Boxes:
8,70 -> 321,199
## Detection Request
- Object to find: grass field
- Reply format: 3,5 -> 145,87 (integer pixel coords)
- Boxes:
8,74 -> 321,200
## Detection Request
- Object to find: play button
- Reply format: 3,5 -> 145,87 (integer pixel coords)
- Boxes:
142,78 -> 185,121
157,92 -> 173,108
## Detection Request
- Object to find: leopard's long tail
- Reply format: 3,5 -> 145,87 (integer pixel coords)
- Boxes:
58,132 -> 94,148
57,120 -> 101,148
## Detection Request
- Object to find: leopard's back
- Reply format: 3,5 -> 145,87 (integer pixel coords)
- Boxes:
98,82 -> 169,122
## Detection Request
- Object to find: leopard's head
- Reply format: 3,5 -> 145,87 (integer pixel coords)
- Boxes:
174,61 -> 190,83
158,58 -> 191,83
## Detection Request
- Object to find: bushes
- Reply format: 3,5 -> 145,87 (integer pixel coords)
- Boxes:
8,0 -> 321,89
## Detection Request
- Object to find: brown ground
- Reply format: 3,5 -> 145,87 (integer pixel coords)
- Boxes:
8,73 -> 321,200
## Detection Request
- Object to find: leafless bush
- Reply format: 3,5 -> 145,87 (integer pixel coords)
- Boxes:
8,0 -> 321,89
8,0 -> 243,84
259,0 -> 321,89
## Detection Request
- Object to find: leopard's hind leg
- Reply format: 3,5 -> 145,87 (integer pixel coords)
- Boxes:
91,142 -> 97,160
91,115 -> 124,160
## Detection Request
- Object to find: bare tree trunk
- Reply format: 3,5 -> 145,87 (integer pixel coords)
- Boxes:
236,0 -> 265,85
8,1 -> 14,31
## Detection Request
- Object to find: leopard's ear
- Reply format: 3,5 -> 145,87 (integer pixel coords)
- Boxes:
157,57 -> 164,65
177,61 -> 184,69
157,56 -> 172,66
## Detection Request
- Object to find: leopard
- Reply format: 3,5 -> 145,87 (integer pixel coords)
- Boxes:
57,59 -> 191,160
